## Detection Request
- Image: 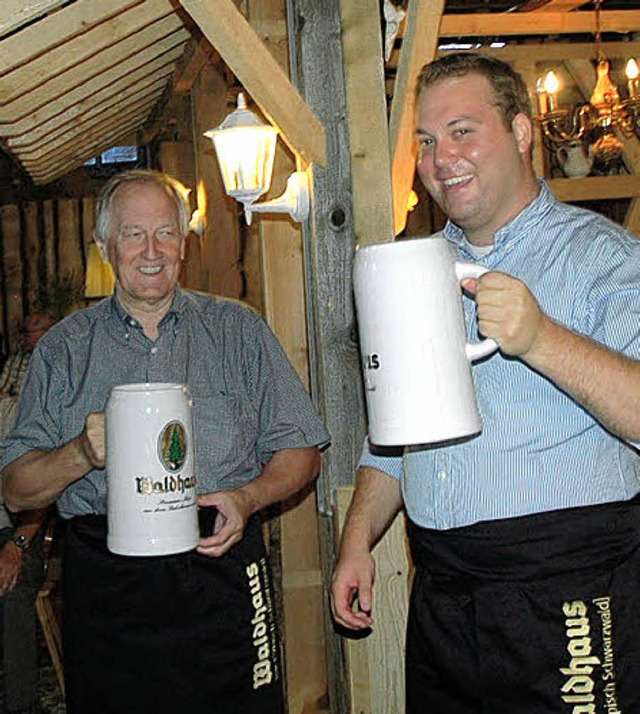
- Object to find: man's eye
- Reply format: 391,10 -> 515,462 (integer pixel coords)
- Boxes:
454,128 -> 471,137
121,230 -> 145,242
157,229 -> 177,241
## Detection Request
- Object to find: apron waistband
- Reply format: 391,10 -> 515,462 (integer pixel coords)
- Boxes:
407,494 -> 640,584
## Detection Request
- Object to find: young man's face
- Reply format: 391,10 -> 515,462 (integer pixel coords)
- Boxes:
103,181 -> 185,311
415,73 -> 532,246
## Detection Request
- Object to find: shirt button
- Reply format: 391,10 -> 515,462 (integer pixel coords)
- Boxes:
438,470 -> 447,481
150,347 -> 158,355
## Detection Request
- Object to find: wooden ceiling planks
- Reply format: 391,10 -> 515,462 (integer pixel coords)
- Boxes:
0,1 -> 178,102
0,0 -> 143,74
0,0 -> 190,184
0,0 -> 69,39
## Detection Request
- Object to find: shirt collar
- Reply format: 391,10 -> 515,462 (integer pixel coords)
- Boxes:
109,285 -> 185,330
444,179 -> 556,255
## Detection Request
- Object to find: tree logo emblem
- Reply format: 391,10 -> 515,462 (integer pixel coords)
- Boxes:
158,421 -> 187,472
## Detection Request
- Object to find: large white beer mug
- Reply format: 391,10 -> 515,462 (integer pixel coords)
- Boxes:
353,236 -> 498,446
106,383 -> 199,556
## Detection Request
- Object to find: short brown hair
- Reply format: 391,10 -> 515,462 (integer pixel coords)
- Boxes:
416,52 -> 532,129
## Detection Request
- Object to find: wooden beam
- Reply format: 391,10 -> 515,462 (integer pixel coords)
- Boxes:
339,0 -> 394,245
0,0 -> 142,74
288,0 -> 367,709
439,10 -> 640,38
388,42 -> 640,73
548,175 -> 640,201
244,2 -> 330,711
0,5 -> 183,108
178,0 -> 326,166
389,0 -> 443,237
0,0 -> 67,38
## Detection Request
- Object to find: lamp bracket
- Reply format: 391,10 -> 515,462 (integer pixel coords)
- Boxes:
243,171 -> 310,225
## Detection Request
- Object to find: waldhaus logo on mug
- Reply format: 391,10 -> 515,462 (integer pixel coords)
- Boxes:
158,420 -> 188,472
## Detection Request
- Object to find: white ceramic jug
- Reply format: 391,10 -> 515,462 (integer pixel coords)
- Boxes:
353,236 -> 498,446
556,141 -> 593,178
106,382 -> 199,556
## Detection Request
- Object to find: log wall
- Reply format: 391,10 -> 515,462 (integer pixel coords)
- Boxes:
0,198 -> 94,356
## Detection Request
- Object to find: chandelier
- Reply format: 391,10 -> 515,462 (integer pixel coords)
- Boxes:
535,0 -> 640,167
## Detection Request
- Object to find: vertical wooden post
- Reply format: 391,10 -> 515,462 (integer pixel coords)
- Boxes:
288,0 -> 369,710
245,3 -> 331,711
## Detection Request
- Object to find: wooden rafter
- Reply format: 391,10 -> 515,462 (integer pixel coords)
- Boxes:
179,0 -> 326,166
339,0 -> 394,245
389,0 -> 444,237
439,10 -> 640,37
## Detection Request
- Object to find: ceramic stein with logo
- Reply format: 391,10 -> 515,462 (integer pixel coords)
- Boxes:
106,382 -> 199,556
353,236 -> 498,447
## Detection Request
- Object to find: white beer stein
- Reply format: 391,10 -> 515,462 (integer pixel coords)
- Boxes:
353,236 -> 498,446
106,383 -> 199,556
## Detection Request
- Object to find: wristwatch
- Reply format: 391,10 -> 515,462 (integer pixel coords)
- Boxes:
11,534 -> 28,550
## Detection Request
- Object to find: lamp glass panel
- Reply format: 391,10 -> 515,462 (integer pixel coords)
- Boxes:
212,126 -> 277,204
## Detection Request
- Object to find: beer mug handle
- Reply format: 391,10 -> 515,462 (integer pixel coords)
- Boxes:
455,261 -> 499,362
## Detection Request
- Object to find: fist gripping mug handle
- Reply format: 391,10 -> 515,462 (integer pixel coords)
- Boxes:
455,261 -> 499,362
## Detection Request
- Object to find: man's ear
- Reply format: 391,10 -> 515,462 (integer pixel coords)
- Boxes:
95,236 -> 109,263
180,236 -> 186,261
511,113 -> 533,155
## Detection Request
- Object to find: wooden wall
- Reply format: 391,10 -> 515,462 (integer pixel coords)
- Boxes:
0,198 -> 94,356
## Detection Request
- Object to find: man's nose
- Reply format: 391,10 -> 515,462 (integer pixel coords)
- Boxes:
432,139 -> 455,168
143,234 -> 160,257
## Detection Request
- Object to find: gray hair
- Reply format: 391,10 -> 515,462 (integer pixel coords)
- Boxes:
416,52 -> 533,129
94,169 -> 190,242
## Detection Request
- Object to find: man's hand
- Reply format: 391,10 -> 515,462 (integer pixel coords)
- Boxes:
330,549 -> 375,631
195,489 -> 254,558
0,541 -> 22,595
77,412 -> 105,469
463,271 -> 547,359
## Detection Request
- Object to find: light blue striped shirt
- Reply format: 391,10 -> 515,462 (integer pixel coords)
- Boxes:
359,181 -> 640,529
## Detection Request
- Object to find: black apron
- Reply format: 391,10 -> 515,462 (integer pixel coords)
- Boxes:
63,515 -> 284,714
406,495 -> 640,713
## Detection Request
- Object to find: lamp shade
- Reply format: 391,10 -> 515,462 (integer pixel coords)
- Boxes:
204,93 -> 278,206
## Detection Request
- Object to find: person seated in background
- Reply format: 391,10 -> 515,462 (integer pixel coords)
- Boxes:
0,311 -> 55,714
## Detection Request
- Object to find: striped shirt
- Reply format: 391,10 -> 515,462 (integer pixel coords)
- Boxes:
360,181 -> 640,529
0,288 -> 330,519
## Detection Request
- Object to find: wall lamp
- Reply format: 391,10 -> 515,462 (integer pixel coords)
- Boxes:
204,93 -> 309,225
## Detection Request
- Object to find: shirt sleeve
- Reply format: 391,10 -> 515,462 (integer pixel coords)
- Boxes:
243,315 -> 331,461
357,436 -> 403,480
